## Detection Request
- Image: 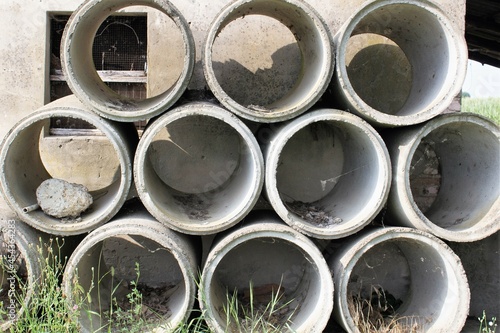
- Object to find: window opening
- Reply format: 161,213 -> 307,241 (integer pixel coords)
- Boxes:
49,14 -> 148,134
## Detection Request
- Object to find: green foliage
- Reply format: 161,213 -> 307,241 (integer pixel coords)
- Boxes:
223,280 -> 295,333
462,97 -> 500,125
479,311 -> 497,333
4,238 -> 81,333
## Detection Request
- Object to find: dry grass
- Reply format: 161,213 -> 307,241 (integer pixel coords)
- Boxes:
348,286 -> 423,333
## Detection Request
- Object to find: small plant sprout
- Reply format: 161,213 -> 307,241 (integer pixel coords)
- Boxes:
479,310 -> 497,333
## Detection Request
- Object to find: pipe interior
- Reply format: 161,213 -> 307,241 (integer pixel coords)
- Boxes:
211,14 -> 301,108
66,1 -> 186,112
343,3 -> 457,117
348,237 -> 462,331
73,235 -> 185,331
208,0 -> 329,114
409,121 -> 500,230
208,237 -> 323,331
346,34 -> 412,115
3,117 -> 124,228
144,115 -> 257,227
276,120 -> 384,228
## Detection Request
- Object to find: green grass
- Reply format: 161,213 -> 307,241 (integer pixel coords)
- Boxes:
478,311 -> 497,333
2,239 -> 496,333
462,97 -> 500,124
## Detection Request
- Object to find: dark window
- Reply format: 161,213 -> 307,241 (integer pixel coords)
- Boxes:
49,14 -> 148,133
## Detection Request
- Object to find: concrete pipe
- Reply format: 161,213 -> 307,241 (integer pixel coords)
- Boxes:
0,95 -> 137,236
263,109 -> 391,239
0,220 -> 44,330
62,208 -> 199,333
61,0 -> 195,122
134,102 -> 264,235
384,113 -> 500,242
331,0 -> 467,127
204,0 -> 334,123
199,213 -> 334,333
327,227 -> 470,333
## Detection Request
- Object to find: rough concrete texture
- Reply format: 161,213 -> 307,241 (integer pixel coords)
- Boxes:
36,178 -> 93,219
327,227 -> 470,333
0,0 -> 465,137
39,135 -> 120,192
1,0 -> 495,330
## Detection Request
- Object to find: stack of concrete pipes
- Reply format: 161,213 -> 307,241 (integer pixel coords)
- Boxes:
1,0 -> 498,332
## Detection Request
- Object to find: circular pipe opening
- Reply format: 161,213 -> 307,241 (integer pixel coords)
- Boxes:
403,113 -> 499,241
204,0 -> 334,122
200,219 -> 333,332
61,0 -> 195,122
63,218 -> 197,333
265,109 -> 391,239
334,0 -> 467,126
134,102 -> 264,235
331,228 -> 469,333
0,98 -> 136,235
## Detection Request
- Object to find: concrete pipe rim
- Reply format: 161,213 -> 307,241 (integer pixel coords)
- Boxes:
134,102 -> 264,235
335,0 -> 468,127
0,108 -> 134,235
203,0 -> 334,123
0,221 -> 42,330
265,109 -> 392,239
333,227 -> 470,333
397,112 -> 500,242
200,221 -> 334,333
61,0 -> 195,122
62,218 -> 197,332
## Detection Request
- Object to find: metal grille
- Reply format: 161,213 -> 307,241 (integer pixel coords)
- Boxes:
92,15 -> 147,71
49,14 -> 148,132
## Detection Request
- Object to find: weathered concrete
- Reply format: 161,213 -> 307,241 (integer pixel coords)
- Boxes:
327,227 -> 470,333
330,0 -> 468,127
134,102 -> 264,235
61,0 -> 195,122
0,95 -> 137,235
263,109 -> 391,239
62,207 -> 200,332
384,113 -> 500,242
204,0 -> 334,122
0,0 -> 466,138
200,212 -> 334,333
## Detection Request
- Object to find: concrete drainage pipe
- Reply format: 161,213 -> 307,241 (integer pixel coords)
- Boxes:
327,227 -> 470,333
61,0 -> 195,122
331,0 -> 467,127
0,220 -> 44,331
263,109 -> 391,239
384,113 -> 500,242
134,102 -> 264,235
204,0 -> 334,123
0,95 -> 137,235
199,213 -> 334,333
62,209 -> 199,333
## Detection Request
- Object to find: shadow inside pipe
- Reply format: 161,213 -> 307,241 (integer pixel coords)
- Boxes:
346,35 -> 412,115
212,42 -> 301,108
